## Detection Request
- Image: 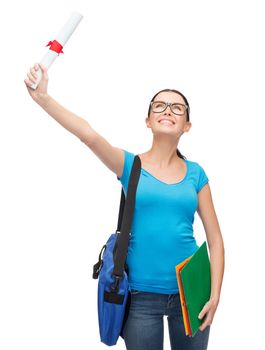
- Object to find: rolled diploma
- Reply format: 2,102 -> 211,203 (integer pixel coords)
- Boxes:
30,11 -> 83,90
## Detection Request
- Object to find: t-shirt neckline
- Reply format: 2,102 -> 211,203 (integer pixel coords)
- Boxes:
140,159 -> 189,186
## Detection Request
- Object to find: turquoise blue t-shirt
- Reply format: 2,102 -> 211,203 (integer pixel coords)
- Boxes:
117,150 -> 209,294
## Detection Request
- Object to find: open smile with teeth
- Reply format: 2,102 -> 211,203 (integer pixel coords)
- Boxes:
158,119 -> 175,126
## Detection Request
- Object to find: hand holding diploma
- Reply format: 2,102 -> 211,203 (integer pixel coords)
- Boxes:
24,63 -> 49,102
23,12 -> 94,146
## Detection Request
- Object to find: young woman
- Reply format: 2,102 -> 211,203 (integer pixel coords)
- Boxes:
25,63 -> 225,350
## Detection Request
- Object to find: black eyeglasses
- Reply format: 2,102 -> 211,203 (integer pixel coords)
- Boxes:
150,101 -> 189,115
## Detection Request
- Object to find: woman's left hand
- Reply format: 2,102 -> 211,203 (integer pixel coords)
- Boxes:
198,297 -> 219,331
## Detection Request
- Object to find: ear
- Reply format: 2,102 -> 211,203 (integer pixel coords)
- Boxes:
145,117 -> 151,128
184,122 -> 192,133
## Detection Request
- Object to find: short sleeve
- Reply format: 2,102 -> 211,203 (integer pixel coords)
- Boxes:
196,164 -> 209,193
116,149 -> 135,193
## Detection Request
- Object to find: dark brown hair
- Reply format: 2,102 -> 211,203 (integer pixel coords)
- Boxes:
147,88 -> 190,160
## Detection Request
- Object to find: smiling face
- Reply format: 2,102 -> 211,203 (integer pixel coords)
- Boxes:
145,91 -> 192,137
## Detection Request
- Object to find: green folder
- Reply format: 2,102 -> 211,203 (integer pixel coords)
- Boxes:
176,241 -> 211,337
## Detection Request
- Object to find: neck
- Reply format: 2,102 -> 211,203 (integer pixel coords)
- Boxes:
146,135 -> 181,169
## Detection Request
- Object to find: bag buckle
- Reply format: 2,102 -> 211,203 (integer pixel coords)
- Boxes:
110,275 -> 121,293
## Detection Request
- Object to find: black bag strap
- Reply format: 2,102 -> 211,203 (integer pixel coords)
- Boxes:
112,155 -> 141,281
92,154 -> 141,284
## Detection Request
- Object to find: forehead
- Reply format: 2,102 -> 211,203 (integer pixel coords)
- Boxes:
154,91 -> 185,104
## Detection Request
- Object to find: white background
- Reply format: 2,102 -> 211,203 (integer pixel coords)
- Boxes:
1,0 -> 264,349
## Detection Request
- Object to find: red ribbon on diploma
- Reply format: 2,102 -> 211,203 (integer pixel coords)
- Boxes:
46,40 -> 64,55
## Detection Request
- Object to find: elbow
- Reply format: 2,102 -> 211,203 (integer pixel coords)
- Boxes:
79,128 -> 96,147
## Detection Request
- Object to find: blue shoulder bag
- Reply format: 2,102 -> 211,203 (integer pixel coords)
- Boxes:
92,154 -> 141,346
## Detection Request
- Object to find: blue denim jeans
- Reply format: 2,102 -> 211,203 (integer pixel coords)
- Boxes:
121,290 -> 210,350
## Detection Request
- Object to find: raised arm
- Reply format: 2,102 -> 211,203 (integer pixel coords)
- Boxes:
24,63 -> 124,179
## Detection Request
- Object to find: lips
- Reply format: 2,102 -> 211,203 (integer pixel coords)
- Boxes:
158,118 -> 175,125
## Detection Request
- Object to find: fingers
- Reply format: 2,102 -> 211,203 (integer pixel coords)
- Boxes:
199,317 -> 212,331
24,63 -> 38,84
30,66 -> 38,77
24,62 -> 48,89
27,71 -> 37,84
36,63 -> 48,79
24,78 -> 33,87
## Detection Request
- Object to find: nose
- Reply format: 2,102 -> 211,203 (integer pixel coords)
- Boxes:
164,105 -> 172,114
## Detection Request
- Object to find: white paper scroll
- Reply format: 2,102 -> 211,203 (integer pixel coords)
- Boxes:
30,11 -> 83,90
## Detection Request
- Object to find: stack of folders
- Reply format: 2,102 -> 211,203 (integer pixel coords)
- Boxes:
175,241 -> 211,337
